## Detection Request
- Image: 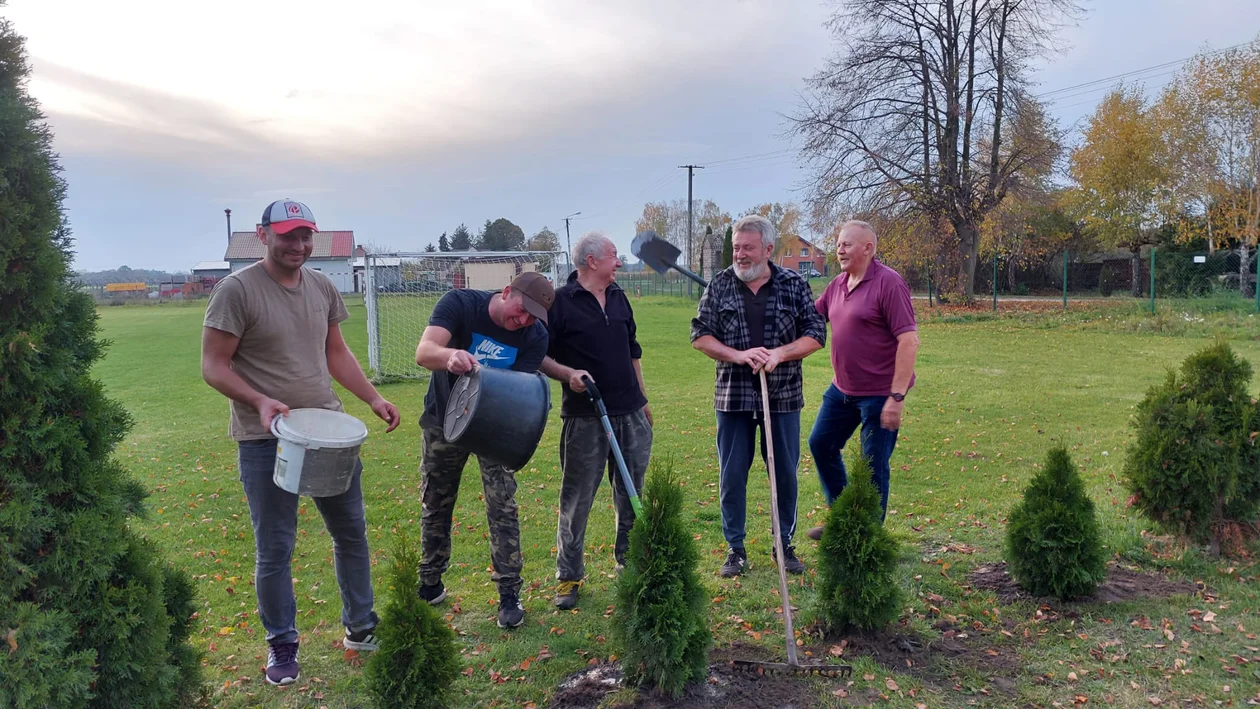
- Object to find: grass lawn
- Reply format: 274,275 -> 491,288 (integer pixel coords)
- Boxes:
93,296 -> 1260,708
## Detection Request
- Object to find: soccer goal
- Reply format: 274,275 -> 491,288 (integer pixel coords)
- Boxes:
363,250 -> 567,381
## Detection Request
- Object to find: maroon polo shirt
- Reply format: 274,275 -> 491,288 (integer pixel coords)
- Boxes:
814,260 -> 917,396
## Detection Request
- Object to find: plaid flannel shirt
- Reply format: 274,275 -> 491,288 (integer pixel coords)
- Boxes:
690,263 -> 827,413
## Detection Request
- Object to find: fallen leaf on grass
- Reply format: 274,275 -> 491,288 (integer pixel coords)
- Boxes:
344,649 -> 363,667
1148,697 -> 1162,706
886,678 -> 899,691
1203,611 -> 1216,623
863,673 -> 876,681
832,688 -> 848,697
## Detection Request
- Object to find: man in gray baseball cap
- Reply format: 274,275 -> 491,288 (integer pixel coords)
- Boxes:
202,199 -> 400,686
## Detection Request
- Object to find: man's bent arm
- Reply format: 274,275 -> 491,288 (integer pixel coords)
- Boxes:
415,326 -> 459,372
692,334 -> 745,363
891,331 -> 920,394
201,327 -> 267,409
773,335 -> 823,363
541,356 -> 578,382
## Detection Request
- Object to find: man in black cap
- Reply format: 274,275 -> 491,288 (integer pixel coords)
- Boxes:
412,271 -> 553,628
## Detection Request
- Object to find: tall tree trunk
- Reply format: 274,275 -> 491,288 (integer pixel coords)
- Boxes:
1131,248 -> 1142,298
955,220 -> 980,300
1242,244 -> 1252,297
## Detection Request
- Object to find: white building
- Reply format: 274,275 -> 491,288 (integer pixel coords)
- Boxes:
223,230 -> 357,293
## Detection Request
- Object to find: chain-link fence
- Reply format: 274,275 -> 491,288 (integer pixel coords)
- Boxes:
896,245 -> 1259,312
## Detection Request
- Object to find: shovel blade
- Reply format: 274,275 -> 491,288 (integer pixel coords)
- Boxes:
631,230 -> 682,275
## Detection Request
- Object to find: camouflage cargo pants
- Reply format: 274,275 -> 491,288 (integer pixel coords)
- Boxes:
555,407 -> 653,582
419,426 -> 522,595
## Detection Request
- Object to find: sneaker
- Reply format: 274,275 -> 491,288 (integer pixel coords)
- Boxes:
773,545 -> 806,575
554,580 -> 581,610
497,592 -> 526,629
343,625 -> 379,652
265,642 -> 300,686
719,547 -> 748,578
417,581 -> 447,605
806,525 -> 825,541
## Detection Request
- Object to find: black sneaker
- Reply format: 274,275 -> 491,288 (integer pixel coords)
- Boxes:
343,625 -> 379,652
553,580 -> 581,611
719,547 -> 748,577
265,642 -> 300,686
773,545 -> 806,575
417,581 -> 446,605
497,592 -> 526,629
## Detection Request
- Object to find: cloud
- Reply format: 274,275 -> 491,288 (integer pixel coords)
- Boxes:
15,0 -> 826,163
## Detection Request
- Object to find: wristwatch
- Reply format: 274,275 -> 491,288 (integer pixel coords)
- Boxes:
889,392 -> 906,402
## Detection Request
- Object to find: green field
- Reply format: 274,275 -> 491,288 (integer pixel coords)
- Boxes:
94,297 -> 1260,708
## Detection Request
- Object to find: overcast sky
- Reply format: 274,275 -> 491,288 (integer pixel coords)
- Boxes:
6,0 -> 1258,272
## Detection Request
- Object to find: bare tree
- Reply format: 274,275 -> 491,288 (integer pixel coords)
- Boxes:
792,0 -> 1081,299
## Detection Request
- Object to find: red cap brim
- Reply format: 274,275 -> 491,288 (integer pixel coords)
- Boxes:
270,219 -> 318,234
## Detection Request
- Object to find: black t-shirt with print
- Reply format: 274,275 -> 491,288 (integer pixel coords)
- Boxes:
420,289 -> 549,430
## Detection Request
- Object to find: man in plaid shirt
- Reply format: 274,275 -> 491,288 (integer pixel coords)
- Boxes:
691,215 -> 827,577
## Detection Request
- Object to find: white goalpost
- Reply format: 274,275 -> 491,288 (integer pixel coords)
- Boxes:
364,250 -> 567,381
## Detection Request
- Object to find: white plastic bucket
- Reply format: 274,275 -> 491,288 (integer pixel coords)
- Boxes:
270,408 -> 369,497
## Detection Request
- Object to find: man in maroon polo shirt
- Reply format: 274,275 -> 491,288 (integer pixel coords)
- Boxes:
806,220 -> 920,539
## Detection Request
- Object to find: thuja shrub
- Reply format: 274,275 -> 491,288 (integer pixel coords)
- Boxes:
814,454 -> 902,633
613,460 -> 711,697
364,530 -> 460,709
1006,447 -> 1106,600
0,13 -> 200,708
1123,340 -> 1260,555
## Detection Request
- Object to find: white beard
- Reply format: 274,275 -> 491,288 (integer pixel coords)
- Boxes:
734,262 -> 768,282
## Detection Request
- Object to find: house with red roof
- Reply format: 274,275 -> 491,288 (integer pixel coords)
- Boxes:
223,229 -> 357,293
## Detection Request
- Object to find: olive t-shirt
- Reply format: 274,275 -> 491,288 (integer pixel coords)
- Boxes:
203,262 -> 350,441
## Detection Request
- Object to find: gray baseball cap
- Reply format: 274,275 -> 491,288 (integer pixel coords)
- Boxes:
260,199 -> 319,235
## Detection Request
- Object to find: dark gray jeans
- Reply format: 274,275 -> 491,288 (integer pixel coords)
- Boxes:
238,439 -> 378,646
555,408 -> 653,582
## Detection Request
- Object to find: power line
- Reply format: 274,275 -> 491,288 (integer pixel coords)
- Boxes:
1036,38 -> 1259,99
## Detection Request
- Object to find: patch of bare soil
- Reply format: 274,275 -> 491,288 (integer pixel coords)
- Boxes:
799,622 -> 1024,699
547,643 -> 834,709
968,562 -> 1200,605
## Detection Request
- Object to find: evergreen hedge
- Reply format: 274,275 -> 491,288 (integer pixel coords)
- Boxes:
0,11 -> 200,707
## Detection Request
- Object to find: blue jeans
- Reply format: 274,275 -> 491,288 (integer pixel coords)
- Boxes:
238,440 -> 378,646
716,410 -> 800,548
808,384 -> 899,519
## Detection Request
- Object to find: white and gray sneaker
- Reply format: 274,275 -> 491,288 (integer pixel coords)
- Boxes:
343,625 -> 379,652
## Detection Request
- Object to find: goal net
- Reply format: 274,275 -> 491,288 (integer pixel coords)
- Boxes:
364,250 -> 567,381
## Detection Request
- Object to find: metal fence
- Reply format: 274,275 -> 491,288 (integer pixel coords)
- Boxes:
896,245 -> 1259,312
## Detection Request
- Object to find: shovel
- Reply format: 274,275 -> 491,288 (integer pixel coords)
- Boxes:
631,230 -> 708,288
581,376 -> 643,518
729,370 -> 852,679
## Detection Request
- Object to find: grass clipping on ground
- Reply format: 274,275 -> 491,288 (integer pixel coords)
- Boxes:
1006,446 -> 1106,600
365,530 -> 461,709
814,454 -> 902,634
613,460 -> 712,698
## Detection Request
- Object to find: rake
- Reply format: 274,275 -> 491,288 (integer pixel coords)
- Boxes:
728,371 -> 852,679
